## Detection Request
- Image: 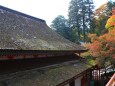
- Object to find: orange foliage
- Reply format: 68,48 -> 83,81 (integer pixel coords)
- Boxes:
85,8 -> 115,67
87,29 -> 115,59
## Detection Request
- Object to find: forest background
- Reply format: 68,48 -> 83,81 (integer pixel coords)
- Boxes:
51,0 -> 115,68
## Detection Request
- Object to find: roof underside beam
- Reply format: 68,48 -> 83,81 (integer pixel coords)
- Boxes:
0,49 -> 88,56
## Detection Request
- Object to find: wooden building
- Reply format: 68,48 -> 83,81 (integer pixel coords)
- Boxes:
0,5 -> 97,86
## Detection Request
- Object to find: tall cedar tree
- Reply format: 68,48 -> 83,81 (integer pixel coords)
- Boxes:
68,0 -> 94,42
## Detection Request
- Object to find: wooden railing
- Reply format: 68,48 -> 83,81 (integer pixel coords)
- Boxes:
106,73 -> 115,86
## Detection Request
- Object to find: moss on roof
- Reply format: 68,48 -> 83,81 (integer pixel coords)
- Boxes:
0,6 -> 85,51
0,60 -> 92,86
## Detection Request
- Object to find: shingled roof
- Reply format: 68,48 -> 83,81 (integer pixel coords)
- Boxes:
0,5 -> 85,51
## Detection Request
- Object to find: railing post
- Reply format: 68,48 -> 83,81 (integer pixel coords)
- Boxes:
106,73 -> 115,86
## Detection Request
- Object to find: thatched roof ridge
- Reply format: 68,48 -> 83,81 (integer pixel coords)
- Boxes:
0,5 -> 85,51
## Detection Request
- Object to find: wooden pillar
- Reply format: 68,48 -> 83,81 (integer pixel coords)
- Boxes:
92,69 -> 94,80
90,69 -> 93,80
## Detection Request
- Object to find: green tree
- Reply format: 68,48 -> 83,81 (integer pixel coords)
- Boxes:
68,0 -> 94,42
92,1 -> 115,36
50,15 -> 72,41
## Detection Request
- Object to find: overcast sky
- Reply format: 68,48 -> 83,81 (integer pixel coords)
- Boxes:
0,0 -> 110,25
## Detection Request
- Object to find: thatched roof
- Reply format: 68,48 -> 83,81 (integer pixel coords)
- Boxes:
0,60 -> 92,86
0,5 -> 85,51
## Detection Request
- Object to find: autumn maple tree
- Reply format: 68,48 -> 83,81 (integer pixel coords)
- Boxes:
86,7 -> 115,68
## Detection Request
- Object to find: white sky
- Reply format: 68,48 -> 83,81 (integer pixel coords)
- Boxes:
0,0 -> 111,25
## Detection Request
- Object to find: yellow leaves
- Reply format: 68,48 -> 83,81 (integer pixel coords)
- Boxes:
105,15 -> 115,30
